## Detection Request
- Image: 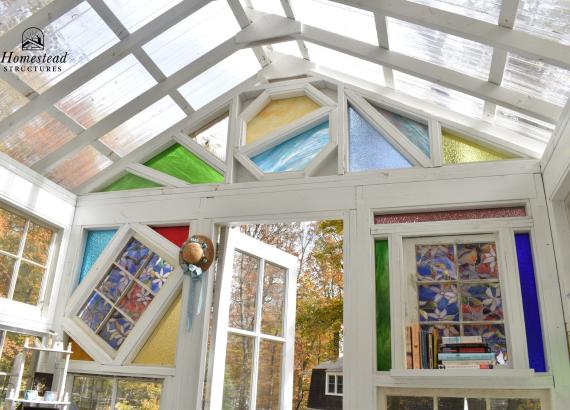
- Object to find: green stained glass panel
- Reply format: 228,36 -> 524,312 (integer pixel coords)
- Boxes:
145,143 -> 224,184
102,173 -> 161,192
375,240 -> 391,371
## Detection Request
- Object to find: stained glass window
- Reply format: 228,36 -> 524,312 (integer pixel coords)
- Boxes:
79,230 -> 117,284
348,106 -> 412,172
374,106 -> 431,157
102,173 -> 162,192
375,240 -> 391,371
415,240 -> 508,362
190,115 -> 229,161
77,238 -> 174,350
442,130 -> 514,164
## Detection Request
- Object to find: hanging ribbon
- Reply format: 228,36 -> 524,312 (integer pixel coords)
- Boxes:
181,262 -> 205,331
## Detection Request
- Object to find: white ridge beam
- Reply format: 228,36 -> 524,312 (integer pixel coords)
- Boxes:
227,0 -> 271,67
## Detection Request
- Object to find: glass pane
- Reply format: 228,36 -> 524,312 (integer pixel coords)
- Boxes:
0,331 -> 29,372
138,254 -> 174,294
71,375 -> 113,409
229,251 -> 260,331
45,145 -> 113,191
328,375 -> 335,393
375,240 -> 391,371
99,96 -> 186,157
261,262 -> 286,336
0,0 -> 54,36
79,230 -> 117,284
0,207 -> 26,254
115,378 -> 163,409
246,96 -> 320,145
491,398 -> 541,410
296,0 -> 378,45
442,130 -> 513,164
12,262 -> 44,305
463,324 -> 508,361
418,284 -> 459,322
13,2 -> 118,93
337,375 -> 343,394
515,0 -> 570,46
98,267 -> 133,302
376,207 -> 527,224
22,221 -> 53,265
387,396 -> 434,410
0,79 -> 28,123
0,255 -> 15,298
375,106 -> 430,157
192,115 -> 229,161
348,106 -> 412,172
143,1 -> 239,77
407,0 -> 500,23
144,143 -> 224,184
78,292 -> 112,331
256,340 -> 282,410
115,238 -> 151,275
177,49 -> 260,110
0,112 -> 76,167
251,121 -> 330,173
271,41 -> 304,58
502,53 -> 570,107
250,0 -> 285,16
103,0 -> 182,32
55,55 -> 156,128
117,282 -> 153,322
102,173 -> 162,192
97,309 -> 134,349
223,333 -> 254,410
387,18 -> 492,80
439,397 -> 486,410
458,243 -> 498,280
461,283 -> 503,321
416,244 -> 456,281
495,106 -> 554,144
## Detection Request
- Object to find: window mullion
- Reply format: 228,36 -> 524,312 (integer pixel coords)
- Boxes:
250,259 -> 265,410
37,229 -> 58,306
7,220 -> 30,300
111,377 -> 118,408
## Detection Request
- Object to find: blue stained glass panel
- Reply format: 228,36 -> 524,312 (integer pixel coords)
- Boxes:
98,267 -> 131,302
461,283 -> 503,321
138,254 -> 174,293
98,310 -> 134,349
78,292 -> 112,331
250,121 -> 329,173
514,233 -> 546,372
375,106 -> 430,157
348,106 -> 413,172
416,244 -> 456,281
116,238 -> 150,274
418,284 -> 459,322
79,230 -> 117,283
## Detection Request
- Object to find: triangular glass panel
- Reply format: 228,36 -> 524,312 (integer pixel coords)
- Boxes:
374,105 -> 430,157
442,130 -> 515,164
250,121 -> 329,173
102,173 -> 162,192
145,144 -> 224,184
133,294 -> 181,366
348,106 -> 413,172
68,335 -> 94,361
191,114 -> 229,161
79,229 -> 117,284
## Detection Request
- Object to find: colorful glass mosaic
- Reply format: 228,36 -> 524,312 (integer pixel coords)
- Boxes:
375,240 -> 391,371
374,206 -> 527,224
116,238 -> 150,274
78,292 -> 112,331
79,230 -> 117,284
117,283 -> 153,322
442,130 -> 514,164
463,324 -> 507,357
418,284 -> 459,322
98,310 -> 134,349
98,267 -> 131,302
138,254 -> 173,293
416,244 -> 456,281
458,243 -> 499,280
375,105 -> 431,157
461,283 -> 503,321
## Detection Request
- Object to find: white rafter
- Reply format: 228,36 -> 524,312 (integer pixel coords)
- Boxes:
373,13 -> 394,88
279,0 -> 310,59
227,0 -> 271,67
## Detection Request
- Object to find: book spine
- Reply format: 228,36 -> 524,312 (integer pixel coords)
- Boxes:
411,324 -> 420,369
438,352 -> 496,361
440,347 -> 489,353
420,330 -> 428,369
427,332 -> 433,369
433,331 -> 438,369
405,326 -> 413,369
441,360 -> 495,366
441,336 -> 483,344
443,362 -> 494,369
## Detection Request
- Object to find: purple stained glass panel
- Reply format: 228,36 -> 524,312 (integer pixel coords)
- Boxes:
78,292 -> 112,331
464,323 -> 507,360
98,310 -> 134,349
418,284 -> 459,322
375,206 -> 526,224
416,244 -> 456,281
138,254 -> 174,293
115,238 -> 150,274
117,283 -> 153,322
98,266 -> 131,302
461,283 -> 503,321
458,243 -> 499,280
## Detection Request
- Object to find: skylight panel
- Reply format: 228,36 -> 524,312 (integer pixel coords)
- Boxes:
0,79 -> 28,122
295,0 -> 378,45
394,71 -> 485,119
11,2 -> 118,93
495,106 -> 555,144
99,96 -> 186,157
0,112 -> 76,166
45,145 -> 113,190
502,53 -> 570,107
0,0 -> 53,36
103,0 -> 183,32
272,41 -> 304,59
307,43 -> 385,86
178,49 -> 259,110
250,0 -> 286,16
387,18 -> 493,80
142,1 -> 240,77
192,115 -> 229,161
406,0 -> 500,24
515,0 -> 570,46
55,55 -> 157,128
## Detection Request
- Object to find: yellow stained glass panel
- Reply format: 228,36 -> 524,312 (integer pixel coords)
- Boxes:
245,96 -> 320,144
442,130 -> 514,164
133,294 -> 181,366
69,336 -> 94,361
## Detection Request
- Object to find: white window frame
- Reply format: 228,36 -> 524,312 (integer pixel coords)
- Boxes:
326,372 -> 344,396
209,228 -> 299,410
63,224 -> 183,364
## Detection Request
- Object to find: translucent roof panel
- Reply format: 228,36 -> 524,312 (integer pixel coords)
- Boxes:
515,0 -> 570,46
99,96 -> 186,157
502,53 -> 570,107
0,79 -> 28,122
103,0 -> 183,33
308,43 -> 385,86
295,0 -> 378,45
495,106 -> 555,144
192,115 -> 229,161
13,2 -> 118,93
0,112 -> 76,166
45,145 -> 113,190
387,18 -> 493,80
406,0 -> 500,24
394,71 -> 485,119
250,0 -> 286,16
177,49 -> 259,110
55,55 -> 157,128
272,41 -> 304,59
0,0 -> 53,36
143,1 -> 240,77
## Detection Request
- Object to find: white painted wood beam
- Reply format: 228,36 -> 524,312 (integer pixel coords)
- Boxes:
227,0 -> 271,67
126,163 -> 191,187
0,0 -> 212,141
279,0 -> 310,59
373,13 -> 395,88
0,71 -> 37,99
87,0 -> 128,40
47,107 -> 84,135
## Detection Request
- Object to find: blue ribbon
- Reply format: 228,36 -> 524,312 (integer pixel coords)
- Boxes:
181,262 -> 205,331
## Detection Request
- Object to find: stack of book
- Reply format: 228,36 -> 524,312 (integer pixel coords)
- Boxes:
405,324 -> 439,369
